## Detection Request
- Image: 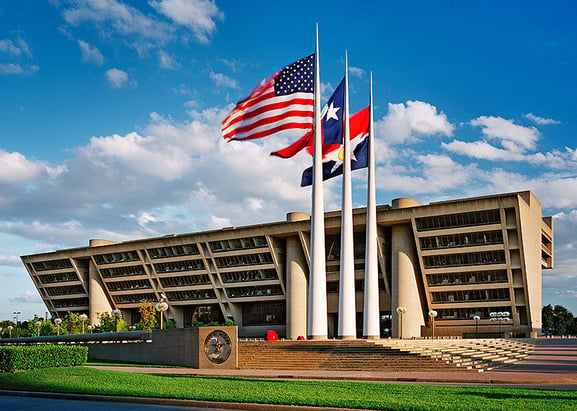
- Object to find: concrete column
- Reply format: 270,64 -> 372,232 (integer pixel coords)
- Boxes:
391,198 -> 424,339
88,260 -> 113,326
286,235 -> 308,339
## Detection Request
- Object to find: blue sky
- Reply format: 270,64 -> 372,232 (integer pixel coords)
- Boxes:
1,0 -> 577,322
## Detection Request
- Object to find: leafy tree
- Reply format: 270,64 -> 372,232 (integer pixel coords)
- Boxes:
542,304 -> 575,335
62,312 -> 81,334
98,312 -> 127,332
136,300 -> 157,330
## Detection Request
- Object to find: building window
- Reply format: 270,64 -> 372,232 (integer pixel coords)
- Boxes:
53,298 -> 89,308
220,269 -> 278,283
415,209 -> 501,232
112,293 -> 157,304
154,259 -> 205,273
431,288 -> 510,303
423,250 -> 506,269
209,236 -> 268,252
37,272 -> 79,284
419,230 -> 503,250
243,302 -> 285,325
427,270 -> 508,286
436,306 -> 511,320
165,289 -> 216,301
45,285 -> 85,296
159,274 -> 211,288
214,253 -> 273,268
94,251 -> 140,265
227,285 -> 283,298
147,244 -> 200,259
100,265 -> 146,278
32,259 -> 73,272
106,279 -> 152,291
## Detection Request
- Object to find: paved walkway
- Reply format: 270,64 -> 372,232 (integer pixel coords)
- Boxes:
89,337 -> 577,388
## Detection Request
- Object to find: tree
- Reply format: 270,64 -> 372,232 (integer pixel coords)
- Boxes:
542,304 -> 575,335
98,312 -> 126,332
136,300 -> 157,330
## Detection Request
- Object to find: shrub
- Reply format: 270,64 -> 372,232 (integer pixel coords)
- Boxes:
0,345 -> 88,372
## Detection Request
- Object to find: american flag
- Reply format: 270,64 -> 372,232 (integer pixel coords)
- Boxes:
222,54 -> 314,142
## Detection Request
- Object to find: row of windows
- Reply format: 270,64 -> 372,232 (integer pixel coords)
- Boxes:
220,269 -> 278,283
423,251 -> 506,269
227,285 -> 283,298
415,209 -> 501,232
94,251 -> 139,265
148,244 -> 199,259
107,279 -> 152,292
100,265 -> 146,278
166,289 -> 216,301
53,298 -> 89,308
326,233 -> 367,261
209,236 -> 268,252
113,293 -> 156,304
154,259 -> 205,273
32,259 -> 73,272
214,253 -> 273,268
327,279 -> 386,294
38,272 -> 79,284
436,306 -> 511,320
45,285 -> 85,296
419,230 -> 503,250
431,288 -> 510,303
427,270 -> 508,286
159,274 -> 211,288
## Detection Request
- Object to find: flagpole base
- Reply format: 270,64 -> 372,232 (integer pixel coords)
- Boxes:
309,335 -> 327,340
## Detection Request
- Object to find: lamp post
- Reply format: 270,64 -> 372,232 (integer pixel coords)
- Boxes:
111,309 -> 122,332
428,310 -> 438,339
79,314 -> 88,334
36,321 -> 42,337
490,311 -> 510,336
87,325 -> 93,334
0,327 -> 3,338
54,318 -> 62,336
155,301 -> 169,329
7,325 -> 13,338
396,306 -> 407,339
473,315 -> 480,338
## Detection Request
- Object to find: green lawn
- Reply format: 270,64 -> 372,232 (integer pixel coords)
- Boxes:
0,367 -> 576,410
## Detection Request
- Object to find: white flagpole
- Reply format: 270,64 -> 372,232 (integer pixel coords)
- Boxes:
363,71 -> 380,339
308,24 -> 327,340
338,50 -> 356,339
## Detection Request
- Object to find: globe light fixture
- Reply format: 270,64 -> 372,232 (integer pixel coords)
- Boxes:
111,309 -> 122,332
428,310 -> 438,339
54,318 -> 62,336
79,314 -> 88,334
473,315 -> 481,338
155,301 -> 169,329
396,306 -> 407,339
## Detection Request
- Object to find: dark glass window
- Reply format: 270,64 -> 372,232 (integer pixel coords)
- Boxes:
148,244 -> 199,259
209,236 -> 268,252
243,302 -> 285,325
32,259 -> 73,271
423,251 -> 506,268
38,272 -> 79,284
427,270 -> 508,286
94,251 -> 139,265
419,231 -> 503,250
416,209 -> 501,231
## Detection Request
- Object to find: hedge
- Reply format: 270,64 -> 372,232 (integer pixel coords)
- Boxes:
0,345 -> 88,372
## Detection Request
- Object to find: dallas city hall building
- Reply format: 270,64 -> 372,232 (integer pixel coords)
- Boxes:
21,191 -> 553,339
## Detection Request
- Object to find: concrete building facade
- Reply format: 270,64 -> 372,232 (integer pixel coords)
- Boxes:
21,191 -> 553,339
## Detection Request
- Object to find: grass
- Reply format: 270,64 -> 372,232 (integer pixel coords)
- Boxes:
0,367 -> 576,410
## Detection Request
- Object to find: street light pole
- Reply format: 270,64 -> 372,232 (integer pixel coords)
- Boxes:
396,306 -> 407,339
473,315 -> 480,338
428,310 -> 438,339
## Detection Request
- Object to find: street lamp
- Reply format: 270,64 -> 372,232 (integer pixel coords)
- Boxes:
490,311 -> 511,336
36,321 -> 42,337
0,327 -> 3,338
396,306 -> 407,339
54,318 -> 62,336
428,310 -> 438,339
79,314 -> 88,334
87,325 -> 93,334
111,309 -> 122,332
155,302 -> 169,329
473,315 -> 481,338
7,325 -> 13,338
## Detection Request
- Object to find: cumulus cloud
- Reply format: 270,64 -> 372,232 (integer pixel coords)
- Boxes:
0,150 -> 63,184
150,0 -> 224,44
9,290 -> 43,304
158,50 -> 178,69
78,40 -> 104,65
525,113 -> 560,125
106,68 -> 130,88
470,116 -> 539,152
0,255 -> 21,266
209,71 -> 239,89
349,66 -> 365,78
0,37 -> 38,75
375,101 -> 454,144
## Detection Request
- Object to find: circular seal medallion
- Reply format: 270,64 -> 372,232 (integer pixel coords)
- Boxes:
204,329 -> 232,364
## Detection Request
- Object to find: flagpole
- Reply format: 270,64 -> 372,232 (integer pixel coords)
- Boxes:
308,24 -> 327,340
363,72 -> 379,339
338,50 -> 356,339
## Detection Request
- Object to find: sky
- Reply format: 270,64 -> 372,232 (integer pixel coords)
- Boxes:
1,0 -> 577,322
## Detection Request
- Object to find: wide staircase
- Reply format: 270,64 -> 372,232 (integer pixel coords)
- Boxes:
238,339 -> 472,372
375,338 -> 536,372
238,338 -> 536,372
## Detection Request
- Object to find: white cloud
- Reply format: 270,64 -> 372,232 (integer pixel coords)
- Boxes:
209,71 -> 239,89
0,150 -> 57,183
0,37 -> 38,75
470,116 -> 539,152
525,113 -> 560,125
375,101 -> 454,144
158,50 -> 178,69
349,66 -> 365,78
0,255 -> 21,266
149,0 -> 224,44
9,290 -> 43,304
78,40 -> 104,65
106,68 -> 130,88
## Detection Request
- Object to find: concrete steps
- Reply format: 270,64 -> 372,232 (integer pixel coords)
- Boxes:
238,340 -> 472,372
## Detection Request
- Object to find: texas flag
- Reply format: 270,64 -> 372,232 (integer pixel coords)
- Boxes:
300,106 -> 369,186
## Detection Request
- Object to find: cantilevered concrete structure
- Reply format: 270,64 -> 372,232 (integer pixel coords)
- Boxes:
21,191 -> 553,339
